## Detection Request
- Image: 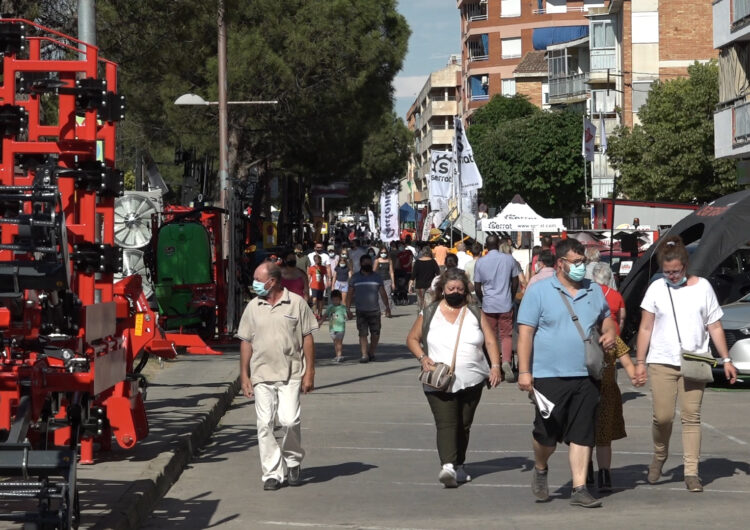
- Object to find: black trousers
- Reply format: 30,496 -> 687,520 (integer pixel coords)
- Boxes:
425,382 -> 484,466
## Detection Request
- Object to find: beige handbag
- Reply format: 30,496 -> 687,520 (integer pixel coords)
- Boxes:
418,307 -> 466,391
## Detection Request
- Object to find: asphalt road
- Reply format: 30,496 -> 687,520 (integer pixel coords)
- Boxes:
142,302 -> 750,530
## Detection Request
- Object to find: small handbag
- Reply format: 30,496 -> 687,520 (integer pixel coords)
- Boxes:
418,306 -> 467,391
558,291 -> 605,380
666,286 -> 716,384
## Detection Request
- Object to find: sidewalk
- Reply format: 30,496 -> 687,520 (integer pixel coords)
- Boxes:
75,348 -> 241,530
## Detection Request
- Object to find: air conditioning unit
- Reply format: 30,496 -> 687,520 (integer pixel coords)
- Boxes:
481,75 -> 489,86
480,0 -> 487,4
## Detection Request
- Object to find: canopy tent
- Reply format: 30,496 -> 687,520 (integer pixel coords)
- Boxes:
399,202 -> 416,223
481,195 -> 566,233
620,189 -> 750,341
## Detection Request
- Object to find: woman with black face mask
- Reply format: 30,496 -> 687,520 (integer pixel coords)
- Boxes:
280,250 -> 309,301
406,268 -> 503,488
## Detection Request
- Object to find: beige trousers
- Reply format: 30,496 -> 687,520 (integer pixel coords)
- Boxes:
648,363 -> 705,476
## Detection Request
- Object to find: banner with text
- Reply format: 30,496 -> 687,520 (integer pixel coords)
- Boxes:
454,117 -> 483,190
429,150 -> 453,211
367,209 -> 376,236
379,184 -> 399,243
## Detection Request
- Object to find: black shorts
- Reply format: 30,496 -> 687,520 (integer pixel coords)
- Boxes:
311,288 -> 324,300
532,377 -> 600,447
356,310 -> 381,337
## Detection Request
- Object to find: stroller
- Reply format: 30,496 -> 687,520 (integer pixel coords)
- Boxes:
392,270 -> 410,305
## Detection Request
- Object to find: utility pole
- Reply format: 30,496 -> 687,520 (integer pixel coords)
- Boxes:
77,0 -> 95,60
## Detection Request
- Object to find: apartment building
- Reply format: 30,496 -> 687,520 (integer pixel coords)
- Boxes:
405,59 -> 462,207
543,0 -> 715,197
457,0 -> 596,118
713,0 -> 750,172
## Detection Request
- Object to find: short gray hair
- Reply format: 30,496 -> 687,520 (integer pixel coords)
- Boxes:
585,247 -> 601,262
591,262 -> 612,286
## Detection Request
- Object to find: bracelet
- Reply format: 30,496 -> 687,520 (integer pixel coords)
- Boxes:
491,363 -> 501,368
636,360 -> 646,365
417,354 -> 427,362
518,371 -> 531,375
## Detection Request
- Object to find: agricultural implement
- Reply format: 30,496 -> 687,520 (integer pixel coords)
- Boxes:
0,19 -> 214,528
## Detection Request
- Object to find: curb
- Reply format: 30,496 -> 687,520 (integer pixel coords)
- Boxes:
92,375 -> 241,530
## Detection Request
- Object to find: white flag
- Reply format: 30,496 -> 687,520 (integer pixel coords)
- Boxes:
582,117 -> 596,161
599,114 -> 607,154
379,184 -> 399,243
428,150 -> 453,211
367,209 -> 376,236
454,117 -> 483,190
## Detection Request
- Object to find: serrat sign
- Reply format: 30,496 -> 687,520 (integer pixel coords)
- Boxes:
379,183 -> 399,243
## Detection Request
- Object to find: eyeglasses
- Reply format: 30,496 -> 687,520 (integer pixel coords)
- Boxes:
561,257 -> 586,266
663,267 -> 684,277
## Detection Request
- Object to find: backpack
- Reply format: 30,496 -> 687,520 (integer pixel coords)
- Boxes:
420,301 -> 482,356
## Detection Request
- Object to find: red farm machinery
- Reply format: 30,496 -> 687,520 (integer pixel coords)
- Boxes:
0,19 -> 213,528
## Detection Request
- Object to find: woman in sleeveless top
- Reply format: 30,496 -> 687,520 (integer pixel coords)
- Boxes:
280,250 -> 308,301
333,251 -> 352,295
375,245 -> 394,316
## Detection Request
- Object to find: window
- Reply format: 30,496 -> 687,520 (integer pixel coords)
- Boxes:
502,79 -> 516,96
469,75 -> 490,100
546,0 -> 567,14
591,21 -> 615,49
632,81 -> 654,113
541,82 -> 550,108
469,34 -> 489,61
632,12 -> 659,44
584,0 -> 605,11
591,89 -> 616,114
501,0 -> 521,17
502,37 -> 522,59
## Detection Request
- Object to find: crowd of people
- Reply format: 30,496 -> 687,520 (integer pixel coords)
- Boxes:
237,231 -> 739,508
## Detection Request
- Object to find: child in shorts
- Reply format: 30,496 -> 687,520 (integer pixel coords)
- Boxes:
324,289 -> 347,363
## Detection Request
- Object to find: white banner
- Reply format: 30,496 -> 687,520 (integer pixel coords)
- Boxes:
421,211 -> 435,241
582,117 -> 596,161
379,184 -> 399,243
367,209 -> 376,236
454,117 -> 483,190
428,150 -> 453,210
599,113 -> 607,154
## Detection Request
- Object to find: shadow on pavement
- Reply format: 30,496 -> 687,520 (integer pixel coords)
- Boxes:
314,365 -> 416,391
301,461 -> 378,484
467,455 -> 534,479
141,490 -> 235,529
621,390 -> 647,403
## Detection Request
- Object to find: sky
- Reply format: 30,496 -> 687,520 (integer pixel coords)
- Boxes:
394,0 -> 462,120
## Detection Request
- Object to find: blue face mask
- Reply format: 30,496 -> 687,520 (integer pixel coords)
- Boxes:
666,275 -> 687,288
252,279 -> 270,298
566,262 -> 586,282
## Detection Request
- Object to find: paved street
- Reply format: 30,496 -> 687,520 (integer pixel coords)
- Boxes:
143,302 -> 750,530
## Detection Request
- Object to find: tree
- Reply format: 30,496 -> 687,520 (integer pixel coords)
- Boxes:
607,61 -> 740,202
468,96 -> 585,217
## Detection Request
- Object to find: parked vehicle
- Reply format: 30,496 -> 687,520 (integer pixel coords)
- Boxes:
710,292 -> 750,376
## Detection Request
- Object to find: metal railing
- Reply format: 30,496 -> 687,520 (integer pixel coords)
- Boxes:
532,6 -> 585,15
734,0 -> 750,25
549,73 -> 589,99
734,100 -> 750,143
469,53 -> 489,62
590,49 -> 616,71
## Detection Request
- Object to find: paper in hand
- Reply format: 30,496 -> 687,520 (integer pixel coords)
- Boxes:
531,389 -> 555,419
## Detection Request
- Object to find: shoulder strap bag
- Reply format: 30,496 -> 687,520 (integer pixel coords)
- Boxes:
558,290 -> 605,380
418,306 -> 467,391
666,285 -> 716,384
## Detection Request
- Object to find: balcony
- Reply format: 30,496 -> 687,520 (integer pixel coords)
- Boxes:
714,99 -> 750,158
423,100 -> 458,124
468,35 -> 489,62
590,49 -> 616,72
549,73 -> 589,101
424,128 -> 456,149
714,0 -> 750,49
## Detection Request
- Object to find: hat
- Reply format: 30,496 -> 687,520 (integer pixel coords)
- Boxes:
327,245 -> 335,251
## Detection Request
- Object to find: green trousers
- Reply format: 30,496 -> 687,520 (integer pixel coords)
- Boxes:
425,382 -> 484,466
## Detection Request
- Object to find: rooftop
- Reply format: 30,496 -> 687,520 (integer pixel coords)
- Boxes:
513,51 -> 547,75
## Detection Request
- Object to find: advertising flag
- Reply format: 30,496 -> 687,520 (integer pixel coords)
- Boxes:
428,150 -> 453,211
379,184 -> 399,243
599,114 -> 607,154
454,117 -> 483,190
582,117 -> 596,161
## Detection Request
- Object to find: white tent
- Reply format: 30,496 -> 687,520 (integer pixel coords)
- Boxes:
481,195 -> 565,233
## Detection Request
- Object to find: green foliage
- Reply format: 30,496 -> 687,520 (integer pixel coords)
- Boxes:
94,0 -> 409,198
468,95 -> 584,217
607,61 -> 740,202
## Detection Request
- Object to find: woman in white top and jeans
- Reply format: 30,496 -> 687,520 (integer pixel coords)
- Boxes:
407,268 -> 502,487
635,235 -> 737,492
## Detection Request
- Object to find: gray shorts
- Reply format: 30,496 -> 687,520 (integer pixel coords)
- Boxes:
330,331 -> 345,341
356,310 -> 381,337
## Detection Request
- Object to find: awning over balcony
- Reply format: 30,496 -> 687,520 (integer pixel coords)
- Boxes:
533,26 -> 589,51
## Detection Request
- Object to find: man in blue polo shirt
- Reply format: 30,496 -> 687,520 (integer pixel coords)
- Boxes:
517,238 -> 616,509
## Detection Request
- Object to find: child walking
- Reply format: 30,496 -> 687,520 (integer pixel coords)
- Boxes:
325,290 -> 347,363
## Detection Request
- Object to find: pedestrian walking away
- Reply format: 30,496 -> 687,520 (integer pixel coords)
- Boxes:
407,268 -> 502,488
474,235 -> 519,383
411,247 -> 440,309
517,238 -> 617,508
635,235 -> 737,493
237,262 -> 317,491
347,254 -> 390,362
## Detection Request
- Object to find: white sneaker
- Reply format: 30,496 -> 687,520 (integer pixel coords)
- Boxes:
439,463 -> 458,488
455,465 -> 471,483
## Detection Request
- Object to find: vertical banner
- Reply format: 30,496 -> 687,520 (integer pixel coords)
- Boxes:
454,117 -> 483,190
599,113 -> 608,154
379,184 -> 399,243
421,211 -> 435,242
367,209 -> 376,236
582,116 -> 596,161
429,150 -> 453,211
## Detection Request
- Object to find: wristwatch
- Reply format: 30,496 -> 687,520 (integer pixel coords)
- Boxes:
721,357 -> 733,364
417,354 -> 426,362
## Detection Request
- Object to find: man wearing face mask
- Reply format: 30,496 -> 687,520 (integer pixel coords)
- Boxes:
516,238 -> 616,508
237,262 -> 318,491
347,254 -> 391,362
